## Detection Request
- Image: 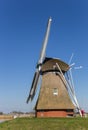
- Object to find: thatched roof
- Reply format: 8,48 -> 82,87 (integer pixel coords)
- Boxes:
42,57 -> 69,72
36,58 -> 75,110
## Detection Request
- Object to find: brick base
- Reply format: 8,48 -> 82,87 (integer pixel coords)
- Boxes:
36,110 -> 74,117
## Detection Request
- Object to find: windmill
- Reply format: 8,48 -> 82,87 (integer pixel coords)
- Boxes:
27,18 -> 82,117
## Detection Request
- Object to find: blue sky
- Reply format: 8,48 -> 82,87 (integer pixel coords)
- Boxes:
0,0 -> 88,113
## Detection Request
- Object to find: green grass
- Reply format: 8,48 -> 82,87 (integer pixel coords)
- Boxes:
0,117 -> 88,130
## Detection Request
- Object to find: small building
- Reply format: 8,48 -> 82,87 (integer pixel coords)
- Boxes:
35,57 -> 75,117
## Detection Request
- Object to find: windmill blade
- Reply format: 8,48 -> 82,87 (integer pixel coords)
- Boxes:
68,68 -> 82,116
38,17 -> 52,64
68,68 -> 75,92
26,70 -> 40,103
74,66 -> 83,69
26,18 -> 52,103
56,63 -> 82,116
68,53 -> 74,65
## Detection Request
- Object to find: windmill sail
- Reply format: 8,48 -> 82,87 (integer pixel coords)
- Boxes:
26,18 -> 52,103
56,63 -> 82,116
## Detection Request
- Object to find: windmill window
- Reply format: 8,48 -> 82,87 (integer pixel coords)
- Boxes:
53,88 -> 58,95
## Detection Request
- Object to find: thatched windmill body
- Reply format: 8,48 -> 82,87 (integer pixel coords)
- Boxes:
27,18 -> 82,117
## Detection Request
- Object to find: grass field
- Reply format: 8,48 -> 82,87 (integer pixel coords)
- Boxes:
0,117 -> 88,130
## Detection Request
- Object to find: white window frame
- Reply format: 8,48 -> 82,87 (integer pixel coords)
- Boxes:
53,88 -> 58,95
